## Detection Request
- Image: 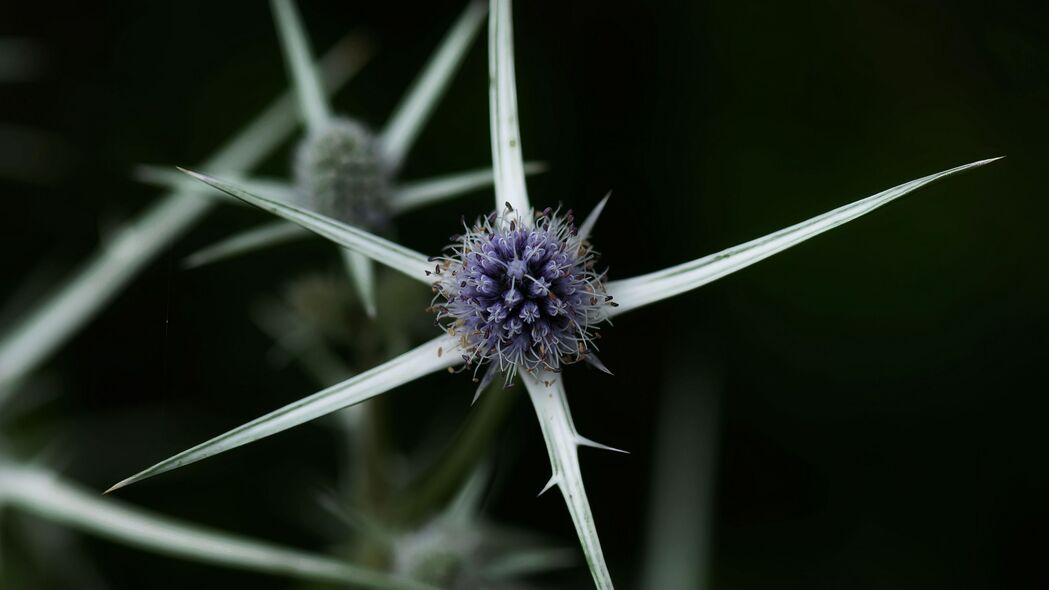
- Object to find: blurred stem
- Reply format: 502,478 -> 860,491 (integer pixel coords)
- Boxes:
253,296 -> 389,512
0,32 -> 372,397
394,384 -> 518,524
0,464 -> 437,590
639,357 -> 721,590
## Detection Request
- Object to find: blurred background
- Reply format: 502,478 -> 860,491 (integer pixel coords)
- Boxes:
1,0 -> 1046,588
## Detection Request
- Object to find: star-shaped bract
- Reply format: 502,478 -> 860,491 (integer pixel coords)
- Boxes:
111,1 -> 1000,587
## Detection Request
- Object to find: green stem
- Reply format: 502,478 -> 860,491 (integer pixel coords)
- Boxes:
394,384 -> 518,524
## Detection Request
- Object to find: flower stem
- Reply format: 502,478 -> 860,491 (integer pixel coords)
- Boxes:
394,384 -> 519,524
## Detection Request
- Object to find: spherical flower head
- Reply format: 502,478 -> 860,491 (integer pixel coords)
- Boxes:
431,206 -> 613,385
294,116 -> 391,230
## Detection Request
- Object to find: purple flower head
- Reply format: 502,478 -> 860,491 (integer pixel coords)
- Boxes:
430,206 -> 612,386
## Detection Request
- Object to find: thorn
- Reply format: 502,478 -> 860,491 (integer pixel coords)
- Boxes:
538,475 -> 559,497
576,435 -> 629,454
103,477 -> 134,495
584,353 -> 614,376
577,192 -> 611,241
472,365 -> 499,405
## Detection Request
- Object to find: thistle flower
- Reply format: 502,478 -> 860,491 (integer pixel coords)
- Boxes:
379,463 -> 574,589
432,206 -> 611,390
111,1 -> 1000,588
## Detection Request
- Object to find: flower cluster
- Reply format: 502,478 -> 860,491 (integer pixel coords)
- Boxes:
430,205 -> 613,386
294,116 -> 391,230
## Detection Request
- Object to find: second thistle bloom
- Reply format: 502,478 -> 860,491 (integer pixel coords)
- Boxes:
294,117 -> 392,230
431,206 -> 613,385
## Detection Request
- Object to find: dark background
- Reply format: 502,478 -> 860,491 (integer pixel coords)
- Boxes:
2,1 -> 1047,588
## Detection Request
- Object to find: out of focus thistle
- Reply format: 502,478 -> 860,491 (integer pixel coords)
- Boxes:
111,0 -> 1001,588
269,0 -> 395,315
142,0 -> 545,318
295,117 -> 391,231
389,465 -> 574,589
